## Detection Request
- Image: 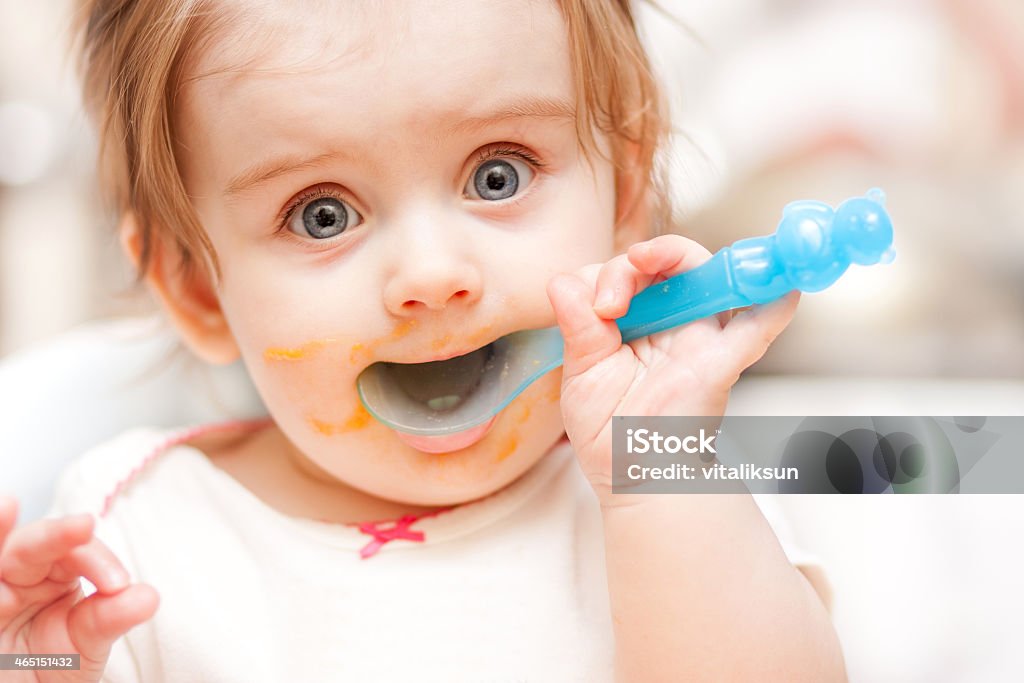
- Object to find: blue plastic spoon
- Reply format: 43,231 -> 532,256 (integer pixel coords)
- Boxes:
357,189 -> 895,436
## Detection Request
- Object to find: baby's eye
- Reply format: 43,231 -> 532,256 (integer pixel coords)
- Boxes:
465,157 -> 534,201
287,195 -> 363,239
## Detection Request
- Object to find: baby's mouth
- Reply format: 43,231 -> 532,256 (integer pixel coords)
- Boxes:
359,324 -> 566,450
385,342 -> 497,412
361,341 -> 505,453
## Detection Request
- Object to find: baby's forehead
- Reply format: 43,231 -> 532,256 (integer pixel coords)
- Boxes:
183,0 -> 574,113
184,1 -> 381,87
173,1 -> 582,193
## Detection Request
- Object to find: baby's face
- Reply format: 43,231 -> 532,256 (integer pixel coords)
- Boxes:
176,0 -> 621,505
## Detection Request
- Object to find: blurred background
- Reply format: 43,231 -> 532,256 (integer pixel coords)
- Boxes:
2,0 -> 1023,372
1,0 -> 1023,681
645,0 -> 1024,378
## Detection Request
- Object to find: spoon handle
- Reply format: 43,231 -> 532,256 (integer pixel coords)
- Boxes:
615,189 -> 894,344
616,250 -> 747,343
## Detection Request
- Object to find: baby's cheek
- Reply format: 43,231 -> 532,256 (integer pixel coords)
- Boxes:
249,338 -> 366,436
249,319 -> 423,435
489,368 -> 565,464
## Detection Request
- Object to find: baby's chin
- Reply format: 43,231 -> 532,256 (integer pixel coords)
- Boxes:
386,430 -> 565,505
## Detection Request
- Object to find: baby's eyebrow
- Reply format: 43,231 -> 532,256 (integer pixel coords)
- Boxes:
223,96 -> 576,198
446,96 -> 577,137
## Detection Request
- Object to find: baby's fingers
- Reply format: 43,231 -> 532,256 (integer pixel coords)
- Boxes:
50,535 -> 131,595
716,291 -> 800,380
593,235 -> 714,320
627,234 -> 714,276
547,272 -> 622,380
65,583 -> 159,664
0,513 -> 95,587
592,254 -> 648,319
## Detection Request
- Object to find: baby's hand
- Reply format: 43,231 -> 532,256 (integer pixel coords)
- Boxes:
546,235 -> 800,506
0,496 -> 159,682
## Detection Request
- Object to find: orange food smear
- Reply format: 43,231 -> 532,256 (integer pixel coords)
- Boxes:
390,319 -> 418,339
466,324 -> 494,346
307,403 -> 372,436
496,432 -> 518,462
344,403 -> 373,430
308,416 -> 340,435
264,348 -> 305,361
431,333 -> 454,350
349,319 -> 420,363
269,319 -> 497,366
264,339 -> 336,362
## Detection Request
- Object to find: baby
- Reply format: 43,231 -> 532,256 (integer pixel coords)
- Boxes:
0,0 -> 844,681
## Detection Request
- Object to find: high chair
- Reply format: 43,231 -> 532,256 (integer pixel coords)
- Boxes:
0,317 -> 265,523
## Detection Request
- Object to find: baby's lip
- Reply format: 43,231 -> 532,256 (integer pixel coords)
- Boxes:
383,334 -> 501,366
417,342 -> 493,364
391,414 -> 498,453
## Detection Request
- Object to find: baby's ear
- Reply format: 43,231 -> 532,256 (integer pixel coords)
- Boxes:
612,140 -> 653,255
120,211 -> 240,365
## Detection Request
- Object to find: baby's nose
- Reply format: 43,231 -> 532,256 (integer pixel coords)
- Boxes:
383,243 -> 484,315
385,265 -> 482,314
381,205 -> 485,316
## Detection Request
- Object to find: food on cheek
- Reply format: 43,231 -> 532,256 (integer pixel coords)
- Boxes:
264,322 -> 499,366
496,433 -> 518,462
264,338 -> 341,362
262,321 -> 420,366
348,319 -> 419,364
494,394 -> 540,462
308,403 -> 373,436
466,324 -> 494,347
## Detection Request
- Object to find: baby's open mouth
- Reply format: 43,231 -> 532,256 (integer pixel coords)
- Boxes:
357,325 -> 562,449
385,342 -> 498,412
358,340 -> 507,453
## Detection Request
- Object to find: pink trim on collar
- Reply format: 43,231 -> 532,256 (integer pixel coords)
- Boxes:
98,419 -> 456,559
100,419 -> 273,518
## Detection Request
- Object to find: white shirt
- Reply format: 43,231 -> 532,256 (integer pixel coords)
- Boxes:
46,425 -> 825,682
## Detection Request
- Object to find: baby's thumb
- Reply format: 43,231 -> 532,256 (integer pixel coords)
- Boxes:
66,583 -> 159,664
546,272 -> 622,379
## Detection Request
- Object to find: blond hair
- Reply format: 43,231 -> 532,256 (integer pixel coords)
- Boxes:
74,0 -> 673,278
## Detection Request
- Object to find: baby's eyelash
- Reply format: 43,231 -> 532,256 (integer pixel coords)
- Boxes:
475,145 -> 545,168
